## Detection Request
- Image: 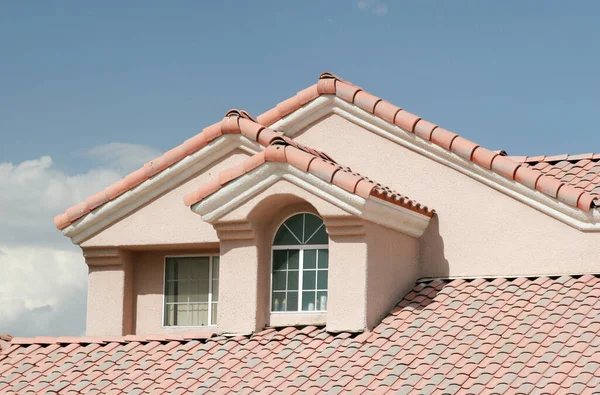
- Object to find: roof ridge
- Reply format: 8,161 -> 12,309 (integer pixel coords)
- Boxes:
254,72 -> 598,211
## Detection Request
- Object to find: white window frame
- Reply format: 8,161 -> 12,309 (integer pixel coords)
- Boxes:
270,212 -> 328,314
162,255 -> 219,327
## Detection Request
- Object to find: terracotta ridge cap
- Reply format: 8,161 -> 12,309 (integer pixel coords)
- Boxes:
225,108 -> 257,122
319,71 -> 346,82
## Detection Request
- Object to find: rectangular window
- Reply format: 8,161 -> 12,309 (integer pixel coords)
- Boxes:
164,256 -> 219,327
271,248 -> 327,313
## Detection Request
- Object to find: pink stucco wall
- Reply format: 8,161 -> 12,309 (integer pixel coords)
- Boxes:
294,114 -> 600,278
81,151 -> 249,248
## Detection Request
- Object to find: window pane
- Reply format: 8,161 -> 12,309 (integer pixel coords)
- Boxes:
303,270 -> 316,290
317,249 -> 328,269
164,304 -> 175,326
273,250 -> 288,271
288,249 -> 299,270
272,291 -> 286,312
189,303 -> 208,326
273,225 -> 300,245
286,292 -> 298,311
273,271 -> 287,291
166,260 -> 176,281
212,257 -> 219,279
211,302 -> 218,325
163,256 -> 218,327
302,291 -> 316,311
198,279 -> 209,303
304,250 -> 317,269
317,270 -> 328,290
287,270 -> 299,291
306,225 -> 328,245
317,291 -> 328,311
284,214 -> 304,242
212,279 -> 219,302
176,280 -> 189,303
175,304 -> 190,326
165,281 -> 177,303
303,214 -> 323,244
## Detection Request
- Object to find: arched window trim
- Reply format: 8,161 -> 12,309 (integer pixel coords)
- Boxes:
270,212 -> 329,314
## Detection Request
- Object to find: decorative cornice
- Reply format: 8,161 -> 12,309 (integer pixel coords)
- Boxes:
191,163 -> 432,238
214,221 -> 256,241
82,247 -> 127,267
323,217 -> 366,237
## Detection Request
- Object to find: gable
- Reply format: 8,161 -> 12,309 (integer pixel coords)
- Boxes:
284,113 -> 600,278
81,150 -> 250,247
265,73 -> 599,221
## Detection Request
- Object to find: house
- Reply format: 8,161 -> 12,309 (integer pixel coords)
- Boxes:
0,72 -> 599,393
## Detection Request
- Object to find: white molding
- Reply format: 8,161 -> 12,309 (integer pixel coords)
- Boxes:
191,163 -> 432,237
63,135 -> 262,244
271,96 -> 600,231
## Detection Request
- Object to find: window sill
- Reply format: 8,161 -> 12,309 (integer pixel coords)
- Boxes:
269,312 -> 327,327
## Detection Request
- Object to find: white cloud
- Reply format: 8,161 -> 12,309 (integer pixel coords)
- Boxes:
0,143 -> 159,336
357,0 -> 389,16
86,142 -> 161,174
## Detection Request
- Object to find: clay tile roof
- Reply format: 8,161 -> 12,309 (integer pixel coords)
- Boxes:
1,275 -> 599,393
184,132 -> 434,218
54,72 -> 599,231
255,72 -> 599,211
53,110 -> 275,230
509,154 -> 600,205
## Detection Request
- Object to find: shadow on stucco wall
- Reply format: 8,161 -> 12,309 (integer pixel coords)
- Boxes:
419,214 -> 449,280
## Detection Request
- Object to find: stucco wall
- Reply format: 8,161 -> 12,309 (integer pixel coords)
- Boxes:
81,150 -> 249,248
365,222 -> 419,329
294,114 -> 600,277
87,257 -> 132,336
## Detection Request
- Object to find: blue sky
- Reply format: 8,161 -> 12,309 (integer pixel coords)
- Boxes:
2,1 -> 600,172
1,1 -> 600,336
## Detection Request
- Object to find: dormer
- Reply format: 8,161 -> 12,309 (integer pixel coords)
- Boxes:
183,136 -> 433,333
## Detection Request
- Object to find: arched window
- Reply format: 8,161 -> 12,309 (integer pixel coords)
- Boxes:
271,213 -> 328,313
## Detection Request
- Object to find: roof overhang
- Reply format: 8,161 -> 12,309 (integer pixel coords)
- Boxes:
190,162 -> 433,238
61,135 -> 262,244
270,95 -> 600,231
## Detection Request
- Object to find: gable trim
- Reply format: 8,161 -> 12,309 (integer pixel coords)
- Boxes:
62,135 -> 262,244
190,162 -> 432,238
271,96 -> 600,231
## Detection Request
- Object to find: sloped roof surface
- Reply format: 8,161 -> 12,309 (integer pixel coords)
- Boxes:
1,275 -> 599,394
55,73 -> 598,232
510,154 -> 600,203
183,130 -> 434,218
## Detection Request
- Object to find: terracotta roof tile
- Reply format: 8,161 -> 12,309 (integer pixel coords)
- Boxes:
254,72 -> 598,211
4,276 -> 598,392
509,153 -> 600,206
55,73 -> 599,231
54,110 -> 277,230
184,133 -> 434,218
